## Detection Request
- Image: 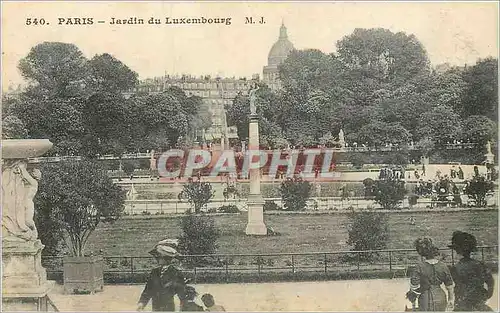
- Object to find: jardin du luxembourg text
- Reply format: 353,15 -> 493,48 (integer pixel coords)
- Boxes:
24,16 -> 267,27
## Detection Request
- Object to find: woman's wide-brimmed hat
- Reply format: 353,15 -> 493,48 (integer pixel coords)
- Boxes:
157,239 -> 179,249
448,231 -> 478,252
149,239 -> 179,258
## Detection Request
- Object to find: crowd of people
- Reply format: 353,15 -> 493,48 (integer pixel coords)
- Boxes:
137,232 -> 494,312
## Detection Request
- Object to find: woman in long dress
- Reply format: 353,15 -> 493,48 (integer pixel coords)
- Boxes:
407,237 -> 455,311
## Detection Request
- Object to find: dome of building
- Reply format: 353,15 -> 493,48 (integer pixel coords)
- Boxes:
267,23 -> 295,66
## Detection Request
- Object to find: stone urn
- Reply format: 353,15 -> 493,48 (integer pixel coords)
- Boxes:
2,139 -> 55,311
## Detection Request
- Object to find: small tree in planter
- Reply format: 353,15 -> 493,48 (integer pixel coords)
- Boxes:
178,178 -> 214,213
465,174 -> 495,207
35,160 -> 125,294
280,176 -> 312,211
373,178 -> 406,209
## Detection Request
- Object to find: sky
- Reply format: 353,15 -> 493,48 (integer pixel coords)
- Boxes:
1,1 -> 498,89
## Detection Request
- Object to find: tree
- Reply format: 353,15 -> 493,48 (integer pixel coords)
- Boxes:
373,178 -> 406,209
278,49 -> 333,92
225,93 -> 250,140
279,177 -> 312,211
18,42 -> 89,98
34,160 -> 125,256
177,214 -> 220,266
416,105 -> 461,145
87,53 -> 138,93
178,178 -> 214,213
12,96 -> 86,156
81,92 -> 131,157
354,121 -> 410,148
415,137 -> 435,158
2,115 -> 28,139
336,28 -> 430,86
461,115 -> 497,145
346,212 -> 389,261
461,57 -> 498,121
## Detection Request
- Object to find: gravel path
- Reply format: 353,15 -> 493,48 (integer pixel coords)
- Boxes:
49,276 -> 498,311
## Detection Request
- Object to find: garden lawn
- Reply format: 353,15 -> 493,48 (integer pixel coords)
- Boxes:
86,211 -> 498,256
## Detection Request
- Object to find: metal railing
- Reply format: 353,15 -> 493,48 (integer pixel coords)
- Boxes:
41,246 -> 497,283
122,194 -> 498,215
28,143 -> 479,163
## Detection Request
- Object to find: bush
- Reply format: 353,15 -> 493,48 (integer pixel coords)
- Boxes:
346,212 -> 389,262
122,160 -> 138,176
263,200 -> 280,211
218,205 -> 240,213
465,175 -> 495,207
349,154 -> 366,169
178,214 -> 220,266
408,194 -> 419,206
280,177 -> 312,211
373,178 -> 406,209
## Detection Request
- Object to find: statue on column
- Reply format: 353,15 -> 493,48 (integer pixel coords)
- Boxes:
338,128 -> 346,148
249,83 -> 260,115
2,160 -> 40,242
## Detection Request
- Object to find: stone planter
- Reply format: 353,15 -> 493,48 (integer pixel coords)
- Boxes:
63,256 -> 104,294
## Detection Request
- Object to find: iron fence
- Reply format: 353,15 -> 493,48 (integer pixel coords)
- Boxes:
42,246 -> 497,283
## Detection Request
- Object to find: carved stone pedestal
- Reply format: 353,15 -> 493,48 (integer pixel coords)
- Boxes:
2,240 -> 55,311
245,194 -> 267,235
2,139 -> 55,311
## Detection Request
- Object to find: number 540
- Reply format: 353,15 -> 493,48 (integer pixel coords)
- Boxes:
26,18 -> 46,25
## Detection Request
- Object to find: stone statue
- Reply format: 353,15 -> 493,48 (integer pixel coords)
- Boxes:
249,83 -> 260,115
338,128 -> 346,149
486,141 -> 492,154
2,160 -> 40,242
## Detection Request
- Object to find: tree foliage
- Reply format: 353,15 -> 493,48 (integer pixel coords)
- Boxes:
460,57 -> 498,122
346,212 -> 389,261
177,214 -> 220,266
178,179 -> 214,213
224,28 -> 497,157
465,174 -> 495,207
14,42 -> 206,157
279,176 -> 312,211
373,178 -> 406,209
34,160 -> 126,256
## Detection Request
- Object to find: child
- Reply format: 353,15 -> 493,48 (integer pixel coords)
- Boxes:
201,293 -> 226,311
180,286 -> 204,311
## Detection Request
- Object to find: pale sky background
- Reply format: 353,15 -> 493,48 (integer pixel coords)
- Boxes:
1,1 -> 498,90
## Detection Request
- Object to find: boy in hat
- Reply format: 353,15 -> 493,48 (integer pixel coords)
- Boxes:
137,240 -> 187,311
448,231 -> 494,311
201,293 -> 226,311
179,286 -> 204,311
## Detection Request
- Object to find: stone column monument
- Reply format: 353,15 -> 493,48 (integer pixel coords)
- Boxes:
2,139 -> 55,311
245,84 -> 267,235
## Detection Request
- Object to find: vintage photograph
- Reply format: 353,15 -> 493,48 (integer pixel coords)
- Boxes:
1,1 -> 498,311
